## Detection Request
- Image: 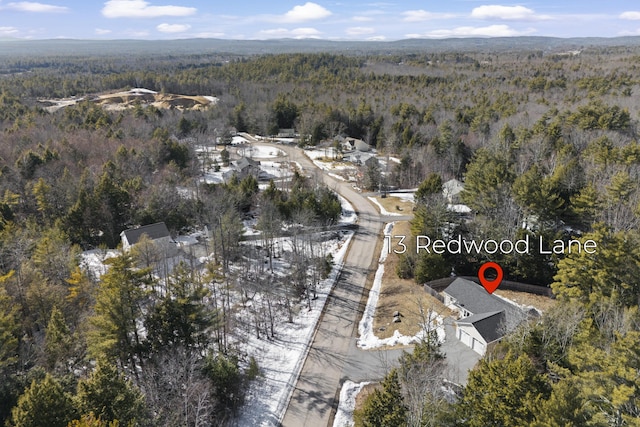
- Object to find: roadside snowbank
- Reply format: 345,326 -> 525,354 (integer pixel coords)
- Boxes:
357,223 -> 445,350
367,197 -> 404,217
333,381 -> 371,427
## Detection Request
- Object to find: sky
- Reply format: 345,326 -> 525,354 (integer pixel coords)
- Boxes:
3,1 -> 640,40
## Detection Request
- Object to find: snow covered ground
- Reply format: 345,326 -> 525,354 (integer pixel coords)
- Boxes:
367,197 -> 404,217
339,195 -> 357,224
333,381 -> 371,427
234,191 -> 357,426
357,223 -> 445,350
239,145 -> 285,159
258,161 -> 294,180
79,248 -> 119,280
235,231 -> 354,426
388,192 -> 415,202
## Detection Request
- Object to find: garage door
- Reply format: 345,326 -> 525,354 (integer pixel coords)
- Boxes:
459,329 -> 473,347
471,338 -> 486,355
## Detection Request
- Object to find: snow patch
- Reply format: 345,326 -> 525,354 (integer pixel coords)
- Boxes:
241,145 -> 285,159
202,95 -> 219,104
494,292 -> 543,316
333,381 -> 371,427
367,197 -> 404,217
339,195 -> 357,224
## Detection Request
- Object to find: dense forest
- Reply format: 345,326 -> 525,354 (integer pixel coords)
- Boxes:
0,39 -> 640,426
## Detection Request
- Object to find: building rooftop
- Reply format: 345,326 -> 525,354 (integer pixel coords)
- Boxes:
120,222 -> 170,246
456,310 -> 505,343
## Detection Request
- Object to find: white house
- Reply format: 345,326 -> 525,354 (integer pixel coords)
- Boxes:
120,222 -> 172,251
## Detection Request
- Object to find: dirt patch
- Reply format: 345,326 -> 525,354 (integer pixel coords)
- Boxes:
354,383 -> 381,412
373,195 -> 413,215
43,89 -> 217,113
373,221 -> 451,341
494,289 -> 556,313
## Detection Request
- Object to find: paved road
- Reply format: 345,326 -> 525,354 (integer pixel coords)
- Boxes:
239,136 -> 477,427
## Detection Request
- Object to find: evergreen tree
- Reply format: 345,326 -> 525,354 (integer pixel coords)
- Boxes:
43,306 -> 73,373
68,412 -> 120,427
204,353 -> 244,416
76,360 -> 146,426
415,173 -> 443,204
552,226 -> 640,309
87,253 -> 152,372
531,379 -> 589,427
9,374 -> 76,427
456,352 -> 549,426
144,262 -> 213,354
355,369 -> 407,427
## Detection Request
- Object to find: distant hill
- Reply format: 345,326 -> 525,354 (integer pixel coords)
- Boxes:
2,36 -> 640,57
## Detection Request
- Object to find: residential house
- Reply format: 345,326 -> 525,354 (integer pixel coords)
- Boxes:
277,128 -> 296,138
120,222 -> 172,252
223,156 -> 262,182
344,151 -> 376,166
342,137 -> 371,152
441,277 -> 523,355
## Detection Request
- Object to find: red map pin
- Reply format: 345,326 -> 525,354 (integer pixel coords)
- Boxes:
478,262 -> 503,294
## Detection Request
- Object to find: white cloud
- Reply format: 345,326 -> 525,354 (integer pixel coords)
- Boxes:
353,16 -> 373,22
95,28 -> 112,35
258,27 -> 321,39
621,11 -> 640,20
5,2 -> 68,13
157,23 -> 191,33
102,0 -> 196,18
346,27 -> 374,36
0,26 -> 19,35
415,24 -> 534,38
471,5 -> 548,21
281,2 -> 331,23
403,9 -> 455,22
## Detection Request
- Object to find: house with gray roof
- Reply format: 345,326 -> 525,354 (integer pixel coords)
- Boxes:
222,156 -> 262,182
120,222 -> 172,251
442,277 -> 524,355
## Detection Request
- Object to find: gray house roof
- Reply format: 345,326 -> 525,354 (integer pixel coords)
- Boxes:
236,156 -> 260,171
444,278 -> 523,341
120,222 -> 170,246
443,278 -> 517,317
457,310 -> 505,343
